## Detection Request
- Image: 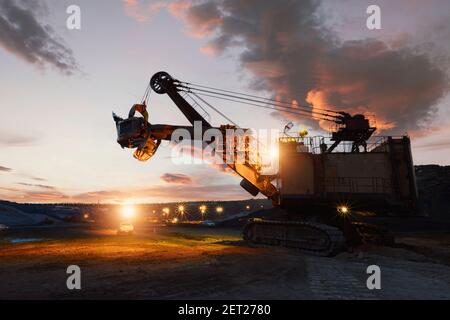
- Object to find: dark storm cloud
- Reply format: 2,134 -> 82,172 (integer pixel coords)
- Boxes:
172,0 -> 449,133
0,165 -> 11,172
160,173 -> 193,184
0,0 -> 78,74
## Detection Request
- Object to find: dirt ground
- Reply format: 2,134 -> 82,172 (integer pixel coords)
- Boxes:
0,225 -> 450,300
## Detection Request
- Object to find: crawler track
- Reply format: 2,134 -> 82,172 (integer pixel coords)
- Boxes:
243,219 -> 346,256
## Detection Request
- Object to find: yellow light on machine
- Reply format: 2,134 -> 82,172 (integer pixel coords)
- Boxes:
299,129 -> 308,138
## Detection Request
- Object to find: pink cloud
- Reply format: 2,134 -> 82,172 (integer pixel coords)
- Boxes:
160,173 -> 193,184
0,165 -> 12,172
122,0 -> 167,23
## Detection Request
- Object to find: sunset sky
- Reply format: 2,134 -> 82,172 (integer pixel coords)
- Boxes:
0,0 -> 449,203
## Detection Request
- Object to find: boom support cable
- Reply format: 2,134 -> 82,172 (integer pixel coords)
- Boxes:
141,81 -> 152,104
190,92 -> 238,126
179,88 -> 336,123
177,81 -> 340,117
186,92 -> 269,165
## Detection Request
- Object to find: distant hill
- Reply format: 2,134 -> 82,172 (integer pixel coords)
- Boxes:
0,203 -> 50,226
0,199 -> 272,226
415,165 -> 450,219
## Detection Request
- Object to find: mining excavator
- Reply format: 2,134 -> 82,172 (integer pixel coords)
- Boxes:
113,71 -> 418,256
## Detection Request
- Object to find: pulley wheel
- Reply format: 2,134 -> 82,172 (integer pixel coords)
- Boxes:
150,71 -> 172,94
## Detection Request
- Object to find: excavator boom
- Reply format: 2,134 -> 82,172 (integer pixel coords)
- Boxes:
113,71 -> 279,201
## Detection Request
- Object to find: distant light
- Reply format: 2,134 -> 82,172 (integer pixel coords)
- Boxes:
245,205 -> 251,210
199,205 -> 207,214
178,205 -> 185,213
337,205 -> 350,216
162,207 -> 170,216
216,206 -> 223,214
122,205 -> 136,219
171,217 -> 179,224
83,213 -> 89,219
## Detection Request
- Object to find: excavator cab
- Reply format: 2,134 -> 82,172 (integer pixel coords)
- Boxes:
113,110 -> 160,162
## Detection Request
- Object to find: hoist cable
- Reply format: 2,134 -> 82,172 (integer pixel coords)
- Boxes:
141,82 -> 152,104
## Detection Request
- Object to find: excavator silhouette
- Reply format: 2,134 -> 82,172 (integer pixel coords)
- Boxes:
113,71 -> 418,256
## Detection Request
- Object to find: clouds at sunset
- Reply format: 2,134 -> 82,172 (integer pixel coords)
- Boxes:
0,167 -> 243,203
150,0 -> 449,134
0,0 -> 78,74
0,166 -> 11,172
0,130 -> 39,147
122,0 -> 166,23
72,184 -> 246,203
17,183 -> 56,190
0,183 -> 247,203
160,173 -> 193,184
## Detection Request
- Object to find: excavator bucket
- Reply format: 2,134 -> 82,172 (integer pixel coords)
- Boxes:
133,138 -> 159,161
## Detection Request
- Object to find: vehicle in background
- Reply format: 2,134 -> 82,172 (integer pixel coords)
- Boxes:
118,223 -> 134,235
